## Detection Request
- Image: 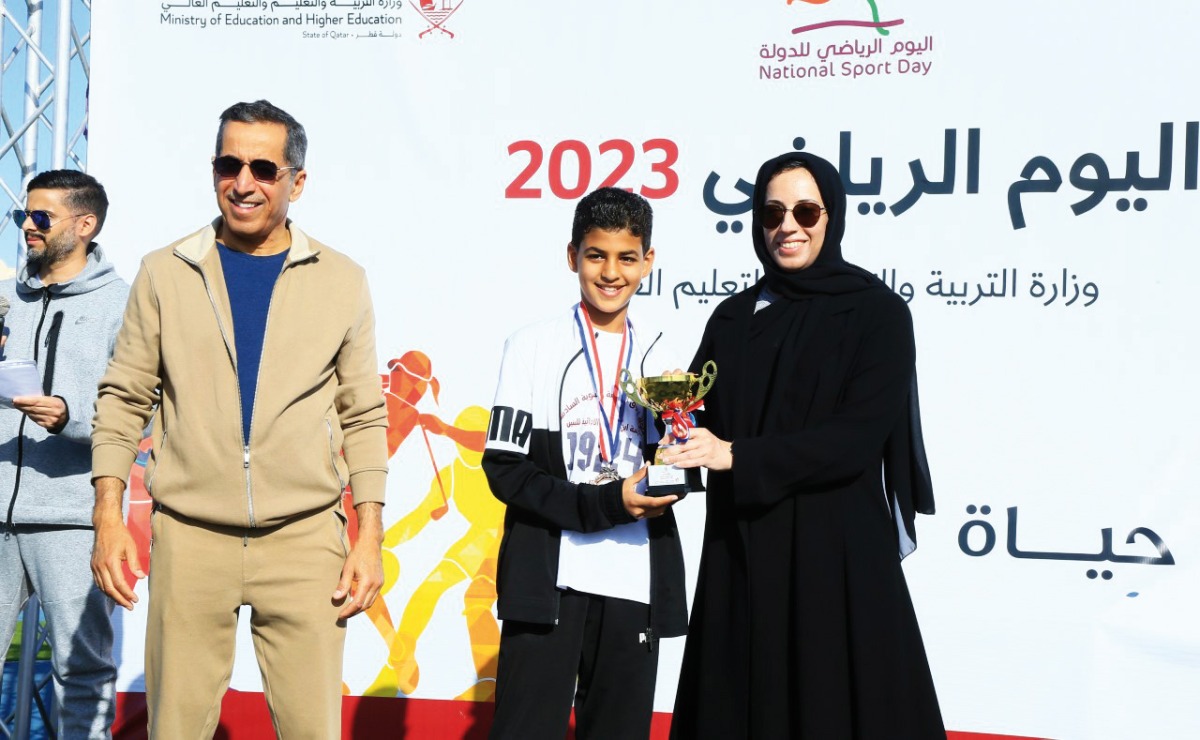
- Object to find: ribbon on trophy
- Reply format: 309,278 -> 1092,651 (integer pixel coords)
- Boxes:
661,398 -> 705,443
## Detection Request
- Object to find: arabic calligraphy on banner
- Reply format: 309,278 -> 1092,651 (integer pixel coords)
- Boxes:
700,124 -> 1198,231
758,36 -> 934,81
159,0 -> 403,37
957,505 -> 1175,589
637,267 -> 1099,310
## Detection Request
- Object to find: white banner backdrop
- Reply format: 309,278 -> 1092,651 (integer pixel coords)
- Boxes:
87,1 -> 1200,737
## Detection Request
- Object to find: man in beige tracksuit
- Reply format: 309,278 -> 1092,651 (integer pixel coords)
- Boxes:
89,100 -> 389,738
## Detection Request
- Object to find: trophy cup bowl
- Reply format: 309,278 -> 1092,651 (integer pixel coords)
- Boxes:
619,361 -> 717,497
637,375 -> 700,408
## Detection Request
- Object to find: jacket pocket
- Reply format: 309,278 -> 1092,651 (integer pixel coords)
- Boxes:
332,508 -> 349,557
149,504 -> 161,552
325,417 -> 348,493
144,430 -> 168,495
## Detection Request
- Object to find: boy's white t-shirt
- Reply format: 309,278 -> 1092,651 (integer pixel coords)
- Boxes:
556,327 -> 652,604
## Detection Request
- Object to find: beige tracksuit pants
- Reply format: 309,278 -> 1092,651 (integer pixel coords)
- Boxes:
145,504 -> 349,739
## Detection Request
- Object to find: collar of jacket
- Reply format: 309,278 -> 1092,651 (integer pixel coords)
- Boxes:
172,218 -> 321,265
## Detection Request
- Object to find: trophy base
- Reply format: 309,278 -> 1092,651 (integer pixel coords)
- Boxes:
646,463 -> 688,498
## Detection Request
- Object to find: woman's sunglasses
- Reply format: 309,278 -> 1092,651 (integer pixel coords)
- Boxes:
212,155 -> 297,183
757,202 -> 827,229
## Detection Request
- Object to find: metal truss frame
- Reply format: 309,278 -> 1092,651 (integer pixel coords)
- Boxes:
0,0 -> 91,265
0,3 -> 93,737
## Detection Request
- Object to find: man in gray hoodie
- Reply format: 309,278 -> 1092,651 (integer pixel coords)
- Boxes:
0,170 -> 128,739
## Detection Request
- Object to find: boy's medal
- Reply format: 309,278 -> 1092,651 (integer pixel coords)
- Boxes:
575,303 -> 633,486
593,463 -> 620,484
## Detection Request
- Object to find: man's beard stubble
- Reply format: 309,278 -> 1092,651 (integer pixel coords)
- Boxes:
25,229 -> 76,273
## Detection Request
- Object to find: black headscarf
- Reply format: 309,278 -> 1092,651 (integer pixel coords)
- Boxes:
751,150 -> 936,554
751,151 -> 880,298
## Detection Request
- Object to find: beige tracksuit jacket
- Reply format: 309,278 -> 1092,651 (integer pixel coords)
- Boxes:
92,220 -> 388,527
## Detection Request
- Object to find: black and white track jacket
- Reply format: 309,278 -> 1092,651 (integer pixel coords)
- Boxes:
482,307 -> 691,638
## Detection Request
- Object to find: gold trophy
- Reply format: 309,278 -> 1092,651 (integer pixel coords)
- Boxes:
619,361 -> 717,496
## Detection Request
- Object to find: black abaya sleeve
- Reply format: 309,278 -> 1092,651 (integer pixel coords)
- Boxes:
729,299 -> 915,510
686,318 -> 717,430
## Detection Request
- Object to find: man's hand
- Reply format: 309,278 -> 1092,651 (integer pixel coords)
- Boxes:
333,502 -> 384,619
622,467 -> 677,520
13,395 -> 67,432
90,476 -> 143,610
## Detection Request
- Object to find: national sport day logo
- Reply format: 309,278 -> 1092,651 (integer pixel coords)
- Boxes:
789,0 -> 903,36
759,0 -> 933,82
411,0 -> 465,38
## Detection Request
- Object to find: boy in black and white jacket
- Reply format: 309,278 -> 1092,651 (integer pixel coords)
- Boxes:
483,188 -> 690,739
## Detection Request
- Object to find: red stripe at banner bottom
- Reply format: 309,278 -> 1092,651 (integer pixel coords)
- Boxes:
113,691 -> 1052,739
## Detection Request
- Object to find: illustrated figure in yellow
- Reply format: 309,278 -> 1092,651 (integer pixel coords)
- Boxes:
365,404 -> 502,701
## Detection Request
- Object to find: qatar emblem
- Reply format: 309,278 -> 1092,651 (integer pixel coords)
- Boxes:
412,0 -> 465,38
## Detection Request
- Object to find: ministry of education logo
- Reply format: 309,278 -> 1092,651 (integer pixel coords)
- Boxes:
411,0 -> 465,38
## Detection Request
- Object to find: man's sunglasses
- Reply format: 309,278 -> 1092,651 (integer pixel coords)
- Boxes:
212,155 -> 297,183
12,209 -> 85,231
757,202 -> 827,229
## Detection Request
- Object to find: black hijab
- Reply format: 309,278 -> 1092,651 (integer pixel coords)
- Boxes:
751,151 -> 879,298
751,150 -> 936,555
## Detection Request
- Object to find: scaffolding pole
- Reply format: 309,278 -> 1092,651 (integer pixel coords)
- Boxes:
2,2 -> 91,737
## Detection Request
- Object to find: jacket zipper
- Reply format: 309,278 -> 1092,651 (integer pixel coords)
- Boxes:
244,445 -> 253,531
190,253 -> 256,528
644,331 -> 664,650
240,257 -> 290,533
6,290 -> 53,527
645,503 -> 657,652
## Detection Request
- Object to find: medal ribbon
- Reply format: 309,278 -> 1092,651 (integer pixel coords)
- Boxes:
574,302 -> 633,468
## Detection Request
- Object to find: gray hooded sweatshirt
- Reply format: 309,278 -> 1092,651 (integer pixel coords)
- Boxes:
0,244 -> 129,527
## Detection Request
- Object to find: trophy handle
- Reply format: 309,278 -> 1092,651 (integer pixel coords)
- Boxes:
619,369 -> 655,410
693,360 -> 718,402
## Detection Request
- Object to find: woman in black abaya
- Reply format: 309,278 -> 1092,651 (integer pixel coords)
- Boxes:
666,151 -> 944,739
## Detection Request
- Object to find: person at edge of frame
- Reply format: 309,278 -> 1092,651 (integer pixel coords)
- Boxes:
0,169 -> 127,739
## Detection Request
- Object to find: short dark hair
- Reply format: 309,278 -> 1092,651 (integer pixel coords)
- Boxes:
27,169 -> 109,233
215,100 -> 307,169
571,188 -> 653,252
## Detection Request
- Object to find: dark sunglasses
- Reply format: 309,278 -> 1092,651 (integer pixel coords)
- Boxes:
212,155 -> 297,183
12,209 -> 85,231
757,202 -> 827,229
